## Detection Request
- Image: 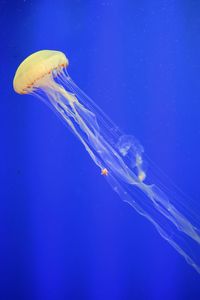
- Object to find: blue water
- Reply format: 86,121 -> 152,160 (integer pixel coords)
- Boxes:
1,1 -> 200,299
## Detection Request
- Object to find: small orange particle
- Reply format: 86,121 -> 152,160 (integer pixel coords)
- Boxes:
101,168 -> 108,176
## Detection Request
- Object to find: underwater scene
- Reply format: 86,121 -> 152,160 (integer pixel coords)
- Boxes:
1,1 -> 200,299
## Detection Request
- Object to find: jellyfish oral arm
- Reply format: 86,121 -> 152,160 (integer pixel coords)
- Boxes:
34,72 -> 200,274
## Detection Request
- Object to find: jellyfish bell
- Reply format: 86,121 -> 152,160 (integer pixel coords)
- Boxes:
13,50 -> 68,94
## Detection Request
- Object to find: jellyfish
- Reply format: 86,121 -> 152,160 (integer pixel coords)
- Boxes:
13,50 -> 200,274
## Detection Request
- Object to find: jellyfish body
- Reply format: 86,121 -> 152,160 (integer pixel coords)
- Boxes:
14,50 -> 200,274
13,50 -> 68,94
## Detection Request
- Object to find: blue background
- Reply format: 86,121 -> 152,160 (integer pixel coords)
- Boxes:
1,0 -> 200,299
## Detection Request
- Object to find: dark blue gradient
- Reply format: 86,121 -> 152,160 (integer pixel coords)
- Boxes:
1,1 -> 200,299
